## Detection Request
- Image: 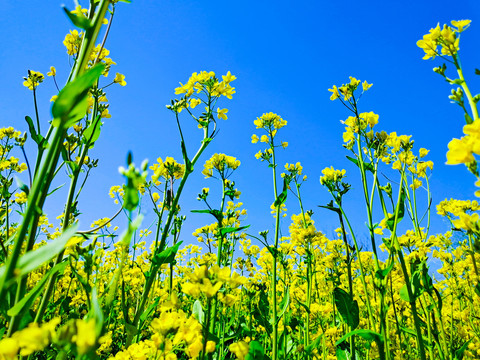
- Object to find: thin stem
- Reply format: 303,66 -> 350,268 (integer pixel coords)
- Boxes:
271,136 -> 281,360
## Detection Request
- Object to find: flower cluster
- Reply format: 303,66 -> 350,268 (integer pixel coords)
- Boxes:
202,153 -> 240,179
417,20 -> 470,60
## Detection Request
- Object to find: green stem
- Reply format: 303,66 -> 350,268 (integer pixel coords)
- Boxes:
455,64 -> 479,123
391,168 -> 427,360
271,142 -> 280,360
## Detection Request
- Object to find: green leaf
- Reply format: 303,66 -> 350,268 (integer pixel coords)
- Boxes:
47,183 -> 66,197
192,300 -> 205,324
220,225 -> 250,237
335,346 -> 351,360
253,285 -> 272,334
335,329 -> 381,347
451,78 -> 465,85
465,113 -> 473,124
62,5 -> 93,29
318,203 -> 341,215
333,287 -> 359,330
24,116 -> 46,147
52,64 -> 105,128
399,326 -> 431,345
180,141 -> 192,173
65,160 -> 79,174
305,334 -> 323,355
0,225 -> 78,279
139,297 -> 160,324
375,258 -> 395,280
82,115 -> 102,148
152,242 -> 183,267
246,340 -> 265,360
386,187 -> 405,231
454,339 -> 472,360
266,245 -> 280,259
399,284 -> 410,302
274,177 -> 288,207
191,209 -> 223,222
476,69 -> 480,75
275,288 -> 290,325
14,177 -> 29,196
346,155 -> 374,173
89,287 -> 104,337
293,298 -> 311,314
7,261 -> 68,317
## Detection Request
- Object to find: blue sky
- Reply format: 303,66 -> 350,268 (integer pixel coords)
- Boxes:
2,0 -> 480,254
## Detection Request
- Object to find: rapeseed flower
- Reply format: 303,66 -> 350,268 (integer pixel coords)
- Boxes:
23,70 -> 44,90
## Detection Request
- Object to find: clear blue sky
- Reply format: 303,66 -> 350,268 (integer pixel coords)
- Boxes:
2,1 -> 480,253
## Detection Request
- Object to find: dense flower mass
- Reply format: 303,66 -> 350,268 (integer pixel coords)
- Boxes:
3,6 -> 480,360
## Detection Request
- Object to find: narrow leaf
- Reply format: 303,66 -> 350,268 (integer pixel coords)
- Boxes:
192,300 -> 205,324
386,187 -> 405,231
346,155 -> 374,172
275,288 -> 290,325
62,6 -> 93,29
82,115 -> 102,148
52,64 -> 105,128
152,241 -> 183,267
0,225 -> 78,279
274,177 -> 288,207
335,329 -> 381,347
220,225 -> 250,237
7,261 -> 67,317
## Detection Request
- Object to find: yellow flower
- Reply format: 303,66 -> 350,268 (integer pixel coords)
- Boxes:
188,339 -> 204,358
320,166 -> 346,185
23,70 -> 44,90
63,29 -> 83,55
452,212 -> 480,233
73,319 -> 96,355
251,134 -> 259,143
409,179 -> 423,190
14,192 -> 28,205
0,338 -> 19,359
253,112 -> 287,130
419,148 -> 430,158
328,85 -> 340,100
217,107 -> 228,120
362,80 -> 372,91
202,153 -> 240,178
451,19 -> 471,33
190,98 -> 201,108
47,66 -> 56,76
446,137 -> 474,165
114,73 -> 127,86
417,34 -> 438,60
206,341 -> 216,353
71,5 -> 88,17
222,71 -> 236,83
229,341 -> 250,360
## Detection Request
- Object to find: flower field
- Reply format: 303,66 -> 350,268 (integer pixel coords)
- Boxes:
1,2 -> 480,359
